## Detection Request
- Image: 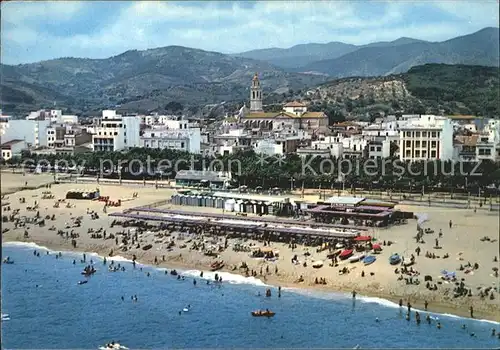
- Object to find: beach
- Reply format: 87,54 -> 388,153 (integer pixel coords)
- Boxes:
2,173 -> 500,322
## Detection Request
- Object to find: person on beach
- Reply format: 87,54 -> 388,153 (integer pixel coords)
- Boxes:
424,300 -> 428,310
469,306 -> 474,318
352,290 -> 357,299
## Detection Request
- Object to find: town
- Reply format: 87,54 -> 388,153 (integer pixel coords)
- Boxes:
1,73 -> 499,170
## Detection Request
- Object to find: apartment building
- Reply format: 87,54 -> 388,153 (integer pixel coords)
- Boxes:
399,115 -> 454,162
141,127 -> 201,153
0,119 -> 50,148
92,110 -> 141,152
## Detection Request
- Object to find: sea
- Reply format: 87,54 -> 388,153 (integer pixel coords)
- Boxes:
2,242 -> 500,349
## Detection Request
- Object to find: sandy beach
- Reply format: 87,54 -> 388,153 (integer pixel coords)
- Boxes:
2,173 -> 499,322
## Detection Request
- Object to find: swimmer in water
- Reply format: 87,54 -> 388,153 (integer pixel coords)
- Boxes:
437,322 -> 441,329
375,317 -> 379,323
462,324 -> 467,329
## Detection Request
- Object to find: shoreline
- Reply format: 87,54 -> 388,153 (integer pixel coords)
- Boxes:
4,237 -> 500,324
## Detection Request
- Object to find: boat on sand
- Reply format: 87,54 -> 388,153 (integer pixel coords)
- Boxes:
339,249 -> 353,260
210,260 -> 224,271
349,254 -> 365,263
363,255 -> 376,265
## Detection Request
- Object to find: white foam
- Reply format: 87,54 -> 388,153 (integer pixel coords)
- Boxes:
3,241 -> 52,252
181,269 -> 269,286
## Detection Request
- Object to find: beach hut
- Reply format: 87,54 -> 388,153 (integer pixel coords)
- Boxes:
265,202 -> 273,215
235,200 -> 243,213
224,199 -> 235,212
250,200 -> 257,214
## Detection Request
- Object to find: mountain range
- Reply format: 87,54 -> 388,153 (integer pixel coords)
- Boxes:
232,37 -> 428,69
1,27 -> 498,116
234,27 -> 499,75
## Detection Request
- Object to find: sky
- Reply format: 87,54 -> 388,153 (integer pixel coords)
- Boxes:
1,0 -> 499,65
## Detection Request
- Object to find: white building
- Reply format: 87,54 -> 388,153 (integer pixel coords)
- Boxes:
0,119 -> 50,148
1,139 -> 26,161
92,110 -> 141,152
399,115 -> 454,162
254,139 -> 284,156
141,127 -> 201,153
367,140 -> 391,159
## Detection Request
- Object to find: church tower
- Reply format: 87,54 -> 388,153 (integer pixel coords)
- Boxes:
250,73 -> 263,112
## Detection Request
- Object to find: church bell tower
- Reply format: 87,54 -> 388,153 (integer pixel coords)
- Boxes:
250,73 -> 263,112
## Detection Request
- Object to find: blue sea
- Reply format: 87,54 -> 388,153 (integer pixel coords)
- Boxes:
2,242 -> 500,349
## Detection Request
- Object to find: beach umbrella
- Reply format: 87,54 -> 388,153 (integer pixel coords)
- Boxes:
372,243 -> 382,251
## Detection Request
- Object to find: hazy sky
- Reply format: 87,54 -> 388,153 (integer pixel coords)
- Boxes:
2,0 -> 499,64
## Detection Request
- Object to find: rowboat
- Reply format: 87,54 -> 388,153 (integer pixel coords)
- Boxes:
210,261 -> 224,271
363,255 -> 376,265
339,249 -> 353,260
251,310 -> 275,317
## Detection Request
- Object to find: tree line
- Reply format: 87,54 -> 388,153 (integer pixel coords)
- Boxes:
4,148 -> 500,195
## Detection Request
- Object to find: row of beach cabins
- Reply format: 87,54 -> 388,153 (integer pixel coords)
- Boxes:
167,191 -> 413,228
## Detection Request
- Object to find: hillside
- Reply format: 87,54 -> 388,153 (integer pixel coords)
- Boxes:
1,46 -> 327,115
299,27 -> 499,77
233,37 -> 427,69
269,64 -> 499,120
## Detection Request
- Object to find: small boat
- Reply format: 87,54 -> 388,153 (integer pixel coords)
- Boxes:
251,310 -> 275,317
363,256 -> 376,266
339,249 -> 353,260
349,254 -> 365,263
210,261 -> 224,271
182,307 -> 189,312
78,280 -> 88,285
312,260 -> 324,268
99,342 -> 129,350
1,313 -> 10,321
389,254 -> 401,265
3,258 -> 14,264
